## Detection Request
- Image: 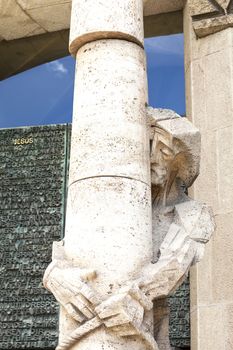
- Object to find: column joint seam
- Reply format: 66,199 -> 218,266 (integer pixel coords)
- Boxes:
69,175 -> 150,188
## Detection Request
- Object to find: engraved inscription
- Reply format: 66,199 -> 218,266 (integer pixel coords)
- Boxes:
169,278 -> 190,348
13,138 -> 33,146
0,125 -> 70,349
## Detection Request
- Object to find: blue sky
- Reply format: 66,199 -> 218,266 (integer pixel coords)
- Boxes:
0,34 -> 185,128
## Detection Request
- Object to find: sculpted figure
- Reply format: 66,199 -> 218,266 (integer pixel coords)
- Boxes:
43,108 -> 215,350
95,109 -> 214,349
148,108 -> 214,350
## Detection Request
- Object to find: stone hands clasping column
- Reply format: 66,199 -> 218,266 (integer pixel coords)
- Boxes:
56,1 -> 153,350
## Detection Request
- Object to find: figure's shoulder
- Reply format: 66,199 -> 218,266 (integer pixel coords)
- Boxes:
174,200 -> 215,243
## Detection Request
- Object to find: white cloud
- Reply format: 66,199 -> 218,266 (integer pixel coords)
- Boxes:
46,60 -> 68,75
145,34 -> 184,57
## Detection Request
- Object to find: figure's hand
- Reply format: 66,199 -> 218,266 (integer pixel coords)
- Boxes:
63,267 -> 100,322
95,292 -> 143,336
95,283 -> 152,337
43,261 -> 101,323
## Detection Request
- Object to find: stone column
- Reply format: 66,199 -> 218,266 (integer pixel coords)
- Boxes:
63,1 -> 152,349
184,1 -> 233,349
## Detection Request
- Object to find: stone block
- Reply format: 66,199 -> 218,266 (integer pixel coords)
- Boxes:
186,60 -> 208,131
197,27 -> 233,58
224,303 -> 233,350
0,0 -> 45,40
193,131 -> 219,212
190,239 -> 213,310
203,49 -> 233,131
191,306 -> 224,350
217,126 -> 233,212
188,46 -> 233,132
212,213 -> 233,302
185,12 -> 233,63
27,3 -> 71,32
144,0 -> 184,16
17,0 -> 71,9
190,309 -> 198,350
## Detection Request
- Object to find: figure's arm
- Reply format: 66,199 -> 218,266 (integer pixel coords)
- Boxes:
138,201 -> 215,301
43,241 -> 101,323
138,224 -> 197,301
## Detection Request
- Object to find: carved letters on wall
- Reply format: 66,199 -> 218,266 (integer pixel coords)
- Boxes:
191,0 -> 233,37
169,278 -> 190,348
0,125 -> 70,349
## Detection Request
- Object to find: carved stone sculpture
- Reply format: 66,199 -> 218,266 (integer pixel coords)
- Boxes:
43,108 -> 215,350
148,108 -> 215,349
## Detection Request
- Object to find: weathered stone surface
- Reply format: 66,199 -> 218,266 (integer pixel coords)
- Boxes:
143,0 -> 184,16
0,124 -> 70,349
0,0 -> 45,41
64,178 -> 152,292
190,0 -> 233,37
69,39 -> 149,184
26,3 -> 72,33
211,212 -> 233,302
17,0 -> 71,8
69,0 -> 144,55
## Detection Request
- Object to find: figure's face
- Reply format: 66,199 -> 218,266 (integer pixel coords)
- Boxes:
151,163 -> 167,186
151,127 -> 174,186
